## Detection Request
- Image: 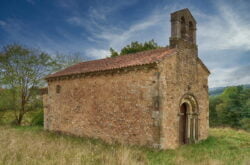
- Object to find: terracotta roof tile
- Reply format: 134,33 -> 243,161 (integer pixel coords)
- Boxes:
46,47 -> 176,79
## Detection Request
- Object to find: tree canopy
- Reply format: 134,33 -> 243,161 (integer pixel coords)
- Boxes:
109,40 -> 161,57
209,86 -> 250,131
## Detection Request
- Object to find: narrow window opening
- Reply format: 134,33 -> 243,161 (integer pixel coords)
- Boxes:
56,85 -> 61,94
188,21 -> 194,42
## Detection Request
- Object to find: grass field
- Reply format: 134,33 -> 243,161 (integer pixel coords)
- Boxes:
0,125 -> 249,165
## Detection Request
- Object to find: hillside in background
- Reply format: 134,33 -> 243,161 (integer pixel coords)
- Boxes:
209,84 -> 250,96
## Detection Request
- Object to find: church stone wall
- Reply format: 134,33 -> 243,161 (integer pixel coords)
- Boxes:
44,67 -> 161,147
158,45 -> 209,149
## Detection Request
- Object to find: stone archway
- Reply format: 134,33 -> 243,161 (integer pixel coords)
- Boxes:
178,94 -> 199,144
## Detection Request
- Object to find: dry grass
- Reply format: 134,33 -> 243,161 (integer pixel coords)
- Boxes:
0,125 -> 250,165
0,125 -> 148,165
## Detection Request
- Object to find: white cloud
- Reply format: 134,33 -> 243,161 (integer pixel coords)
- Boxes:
66,1 -> 172,57
196,1 -> 250,87
67,10 -> 172,61
95,12 -> 169,49
209,65 -> 250,88
85,48 -> 110,59
80,1 -> 250,53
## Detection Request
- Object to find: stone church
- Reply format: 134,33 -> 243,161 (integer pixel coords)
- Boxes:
43,8 -> 210,149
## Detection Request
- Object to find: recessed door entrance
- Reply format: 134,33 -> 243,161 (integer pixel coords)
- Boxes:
179,103 -> 187,144
179,94 -> 199,145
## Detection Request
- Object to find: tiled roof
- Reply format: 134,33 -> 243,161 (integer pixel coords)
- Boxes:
46,48 -> 176,79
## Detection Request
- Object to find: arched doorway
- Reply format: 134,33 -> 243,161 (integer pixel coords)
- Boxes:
179,94 -> 199,145
179,103 -> 188,144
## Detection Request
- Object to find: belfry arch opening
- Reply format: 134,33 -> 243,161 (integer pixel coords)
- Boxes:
180,16 -> 186,39
188,21 -> 194,43
179,94 -> 199,145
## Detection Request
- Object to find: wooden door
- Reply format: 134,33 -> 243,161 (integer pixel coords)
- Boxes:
179,103 -> 187,144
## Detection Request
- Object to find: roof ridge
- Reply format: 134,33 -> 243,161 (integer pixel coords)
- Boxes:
77,47 -> 169,64
46,47 -> 175,80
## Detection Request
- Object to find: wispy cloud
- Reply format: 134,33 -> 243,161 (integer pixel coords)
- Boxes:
0,19 -> 86,56
193,1 -> 250,87
197,3 -> 250,51
26,0 -> 36,5
209,65 -> 250,87
94,12 -> 169,49
67,6 -> 174,50
0,20 -> 6,27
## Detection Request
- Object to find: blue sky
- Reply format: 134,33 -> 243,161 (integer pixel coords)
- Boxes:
0,0 -> 249,88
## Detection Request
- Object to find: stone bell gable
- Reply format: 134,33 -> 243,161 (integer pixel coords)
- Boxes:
170,8 -> 197,48
43,8 -> 210,149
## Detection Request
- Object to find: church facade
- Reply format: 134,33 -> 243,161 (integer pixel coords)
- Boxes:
43,8 -> 210,149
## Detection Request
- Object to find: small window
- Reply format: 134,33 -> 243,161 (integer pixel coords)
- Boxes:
56,85 -> 61,94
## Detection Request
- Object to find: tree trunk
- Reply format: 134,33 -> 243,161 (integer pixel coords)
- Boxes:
16,113 -> 23,125
16,89 -> 26,126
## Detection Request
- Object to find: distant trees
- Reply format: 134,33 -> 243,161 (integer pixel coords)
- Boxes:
109,40 -> 161,57
209,86 -> 250,131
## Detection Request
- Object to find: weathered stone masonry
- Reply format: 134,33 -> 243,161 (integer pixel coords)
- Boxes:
43,8 -> 210,149
45,66 -> 162,146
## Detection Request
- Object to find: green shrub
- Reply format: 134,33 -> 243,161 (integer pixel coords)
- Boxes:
30,111 -> 44,126
240,118 -> 250,131
0,111 -> 4,124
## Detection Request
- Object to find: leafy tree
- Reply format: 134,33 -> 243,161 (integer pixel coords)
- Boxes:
209,96 -> 222,126
110,40 -> 161,57
109,48 -> 119,57
0,89 -> 12,111
219,86 -> 244,127
0,44 -> 55,125
209,85 -> 250,130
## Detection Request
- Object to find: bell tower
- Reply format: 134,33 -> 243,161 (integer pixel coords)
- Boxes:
169,8 -> 197,48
